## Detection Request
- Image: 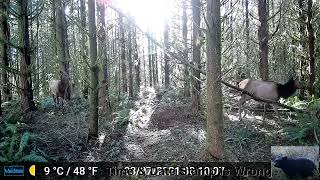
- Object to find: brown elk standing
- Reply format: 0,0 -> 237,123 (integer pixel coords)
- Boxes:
49,78 -> 68,110
238,77 -> 304,121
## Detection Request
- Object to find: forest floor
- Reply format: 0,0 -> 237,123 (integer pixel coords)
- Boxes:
29,87 -> 301,162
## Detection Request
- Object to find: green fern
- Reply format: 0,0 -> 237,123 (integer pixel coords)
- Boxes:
5,123 -> 17,134
283,99 -> 320,144
13,132 -> 31,160
0,156 -> 8,162
7,134 -> 17,160
20,151 -> 48,162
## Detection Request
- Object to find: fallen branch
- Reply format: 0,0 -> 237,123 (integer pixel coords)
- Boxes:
220,80 -> 306,113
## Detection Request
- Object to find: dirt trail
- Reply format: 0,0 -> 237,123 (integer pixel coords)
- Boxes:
101,87 -> 207,161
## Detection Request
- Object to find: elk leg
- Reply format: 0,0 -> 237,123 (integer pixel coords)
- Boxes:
272,104 -> 280,120
61,98 -> 64,112
239,94 -> 251,121
262,103 -> 267,122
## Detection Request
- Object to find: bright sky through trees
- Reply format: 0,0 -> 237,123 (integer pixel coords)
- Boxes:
114,0 -> 172,32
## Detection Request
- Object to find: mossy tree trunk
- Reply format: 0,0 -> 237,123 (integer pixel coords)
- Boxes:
191,0 -> 201,112
182,2 -> 190,97
55,0 -> 71,99
0,0 -> 11,101
88,0 -> 99,139
18,0 -> 37,112
258,0 -> 269,81
206,0 -> 223,158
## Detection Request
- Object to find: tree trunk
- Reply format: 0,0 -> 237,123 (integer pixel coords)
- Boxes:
143,49 -> 147,86
97,1 -> 109,115
18,0 -> 37,112
55,0 -> 71,99
148,38 -> 153,87
88,0 -> 99,139
245,0 -> 250,76
307,0 -> 315,95
154,53 -> 158,85
0,0 -> 11,101
164,19 -> 170,88
133,27 -> 140,94
119,15 -> 127,93
182,2 -> 190,97
152,53 -> 156,86
80,0 -> 88,98
191,0 -> 201,112
298,0 -> 306,98
258,0 -> 269,81
206,0 -> 223,158
128,22 -> 134,98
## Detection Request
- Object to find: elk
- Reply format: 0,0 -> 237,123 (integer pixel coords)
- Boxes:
238,77 -> 303,121
49,78 -> 69,109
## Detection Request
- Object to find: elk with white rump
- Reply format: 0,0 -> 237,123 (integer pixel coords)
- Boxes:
49,77 -> 69,110
238,77 -> 304,121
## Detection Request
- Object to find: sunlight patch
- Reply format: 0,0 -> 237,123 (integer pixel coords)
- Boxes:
84,152 -> 96,162
126,143 -> 145,157
98,133 -> 106,145
227,114 -> 240,121
187,127 -> 206,143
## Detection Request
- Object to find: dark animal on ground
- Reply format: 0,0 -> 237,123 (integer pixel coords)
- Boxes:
273,156 -> 316,179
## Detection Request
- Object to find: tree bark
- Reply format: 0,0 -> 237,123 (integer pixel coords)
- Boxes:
206,0 -> 223,158
307,0 -> 315,95
18,0 -> 37,112
182,2 -> 190,97
128,22 -> 134,98
119,14 -> 127,93
258,0 -> 269,81
164,18 -> 170,89
298,0 -> 306,98
148,38 -> 153,87
133,27 -> 140,94
191,0 -> 201,112
244,0 -> 250,78
55,0 -> 71,99
152,53 -> 156,86
97,1 -> 109,115
80,0 -> 89,98
88,0 -> 99,139
0,0 -> 11,101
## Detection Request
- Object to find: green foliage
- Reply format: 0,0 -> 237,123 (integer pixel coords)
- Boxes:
283,99 -> 320,144
20,151 -> 48,162
115,108 -> 130,126
114,94 -> 135,126
233,128 -> 253,150
38,97 -> 55,110
0,101 -> 48,162
0,128 -> 47,162
118,94 -> 135,109
2,100 -> 22,124
285,96 -> 308,109
158,87 -> 186,107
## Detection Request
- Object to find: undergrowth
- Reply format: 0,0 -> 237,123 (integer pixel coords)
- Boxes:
283,98 -> 320,145
0,100 -> 49,162
113,93 -> 135,126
